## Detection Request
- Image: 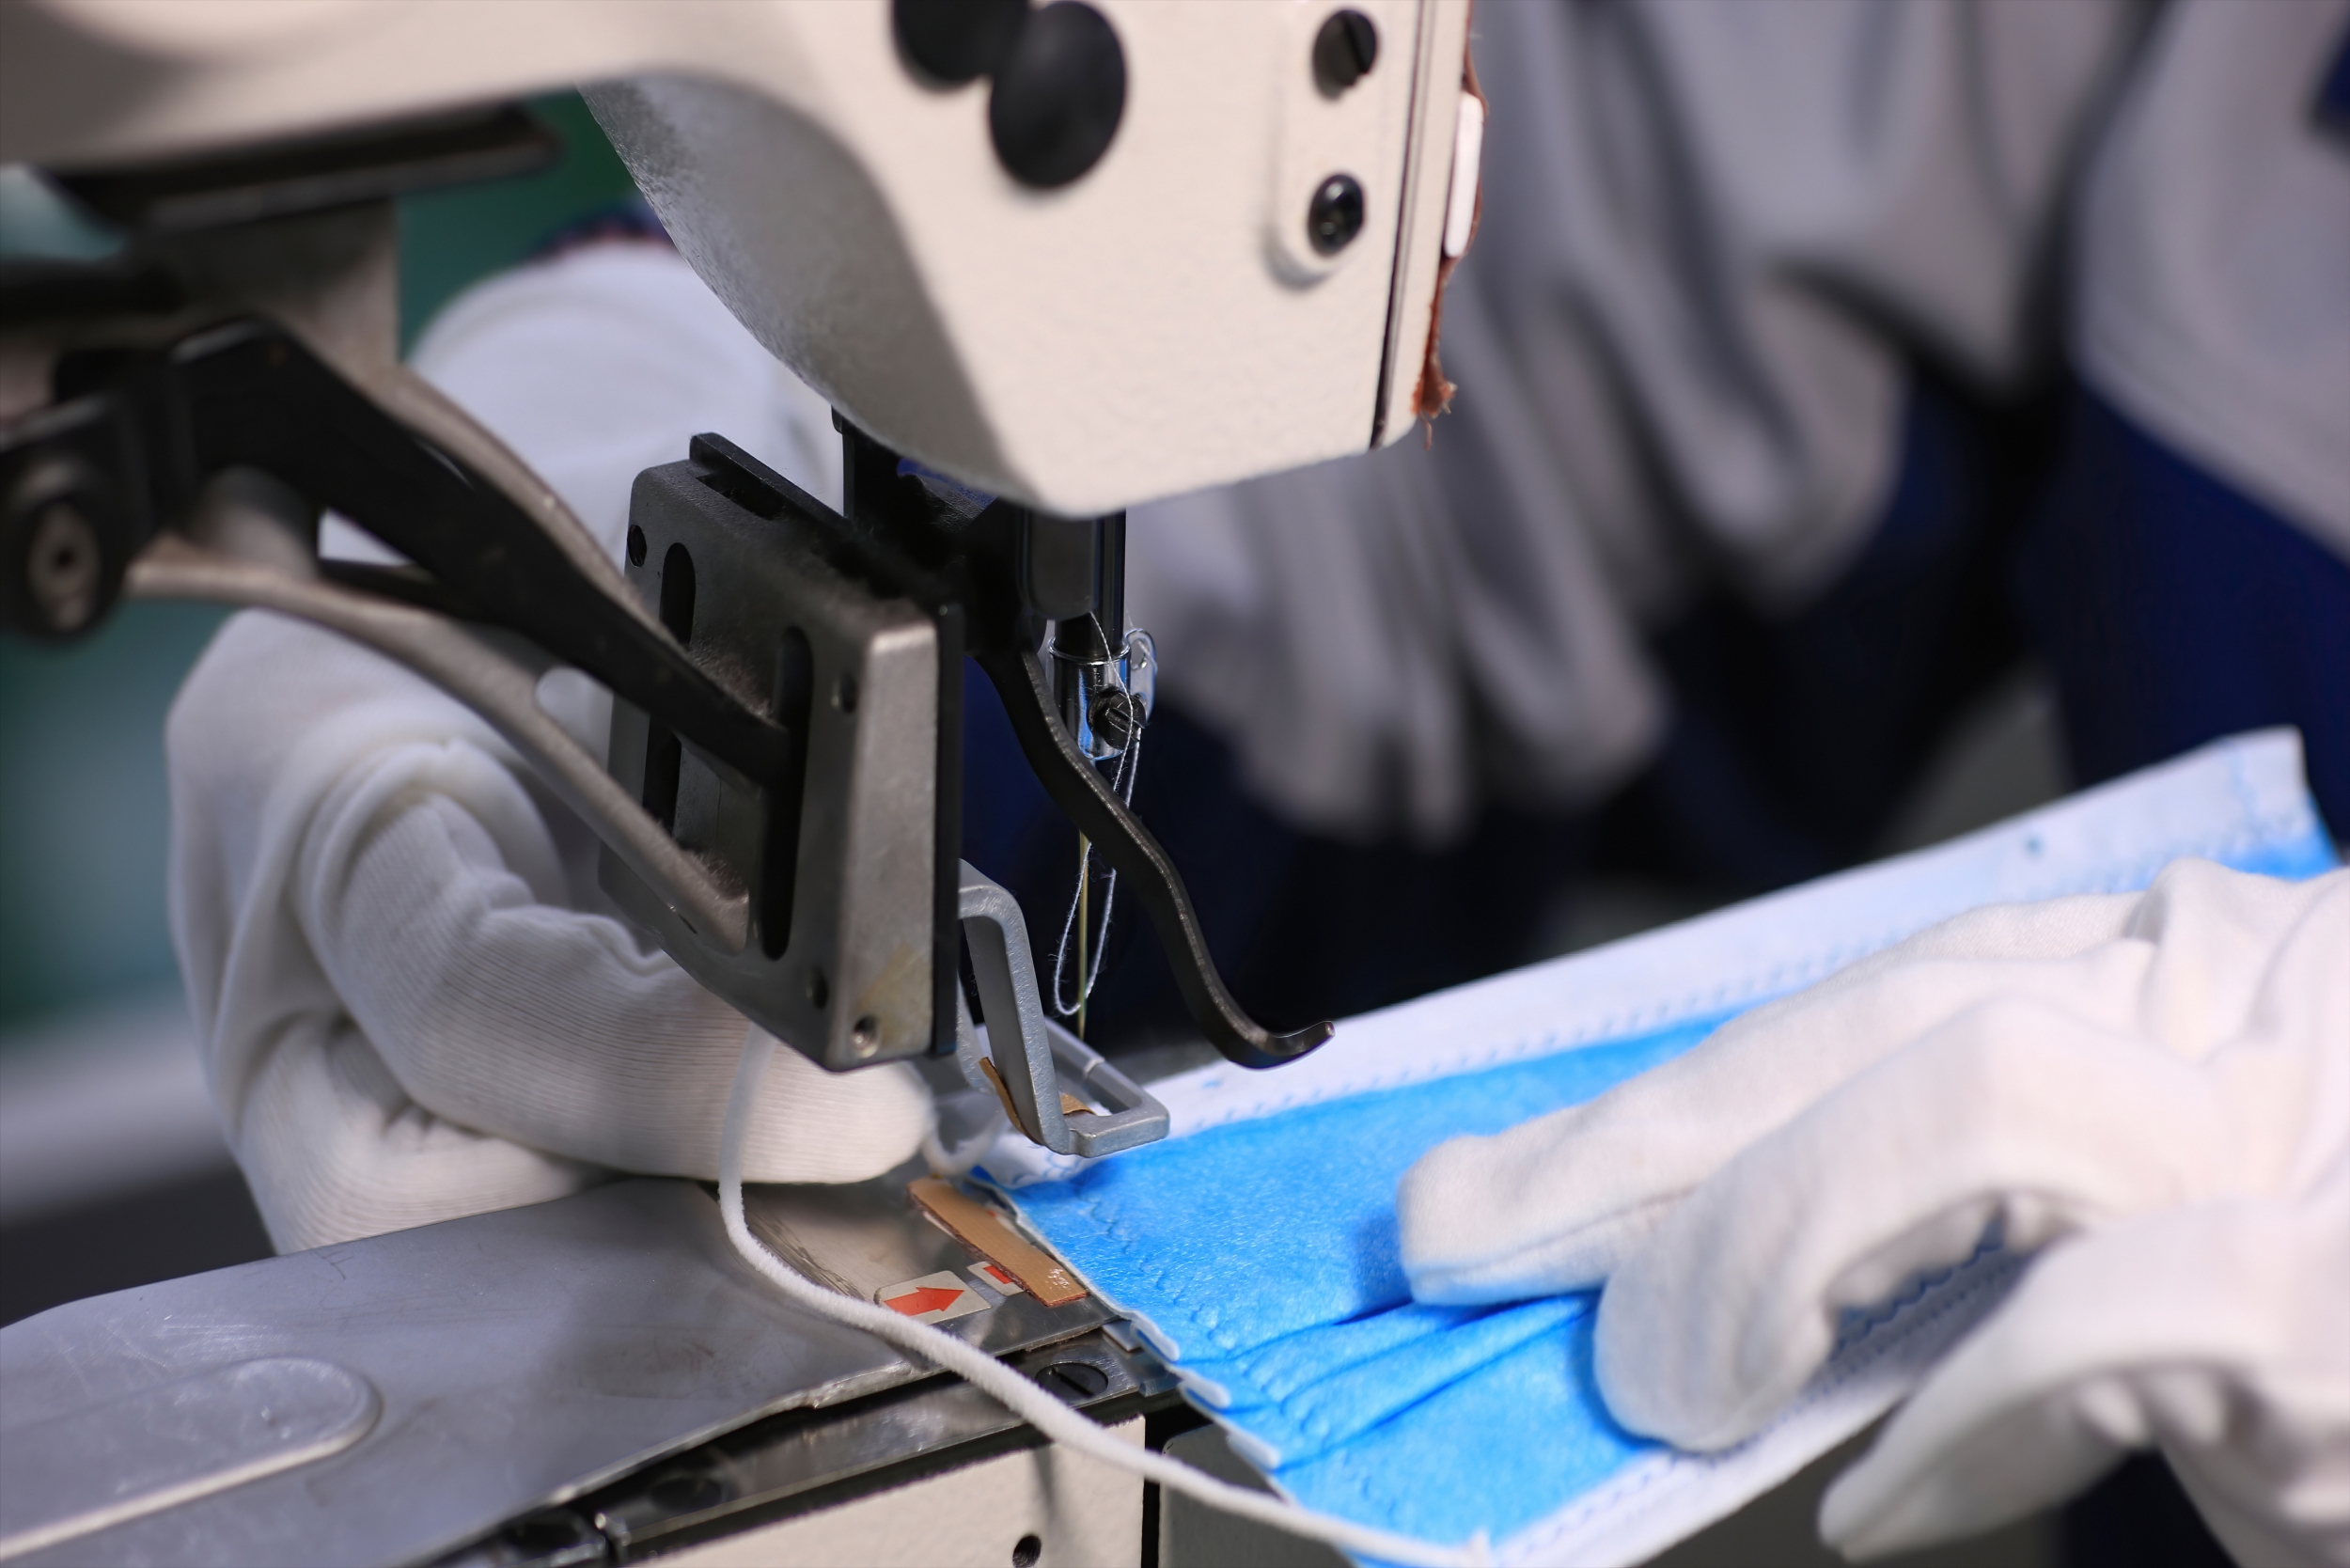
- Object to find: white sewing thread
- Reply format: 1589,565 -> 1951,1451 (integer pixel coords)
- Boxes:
719,1027 -> 1488,1568
1051,722 -> 1141,1018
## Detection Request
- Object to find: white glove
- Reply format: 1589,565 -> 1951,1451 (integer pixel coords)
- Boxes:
1398,859 -> 2350,1564
166,243 -> 929,1253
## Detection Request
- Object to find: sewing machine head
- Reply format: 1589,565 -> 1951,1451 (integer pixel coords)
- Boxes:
0,0 -> 1480,1145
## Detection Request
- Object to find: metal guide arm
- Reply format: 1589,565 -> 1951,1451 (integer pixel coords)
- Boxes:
955,861 -> 1167,1158
130,503 -> 754,953
6,309 -> 1329,1084
4,320 -> 775,952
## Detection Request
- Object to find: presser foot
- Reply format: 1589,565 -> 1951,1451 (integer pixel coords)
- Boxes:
955,861 -> 1169,1158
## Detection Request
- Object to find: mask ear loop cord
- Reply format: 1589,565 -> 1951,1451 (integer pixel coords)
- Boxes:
720,1028 -> 1489,1568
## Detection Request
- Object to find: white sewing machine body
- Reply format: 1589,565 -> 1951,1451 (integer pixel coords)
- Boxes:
3,0 -> 1474,513
0,4 -> 1471,1563
1,0 -> 1475,1083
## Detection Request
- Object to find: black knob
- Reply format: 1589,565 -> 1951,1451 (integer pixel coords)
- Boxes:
1307,173 -> 1365,256
990,2 -> 1126,189
895,0 -> 1030,86
1312,9 -> 1380,95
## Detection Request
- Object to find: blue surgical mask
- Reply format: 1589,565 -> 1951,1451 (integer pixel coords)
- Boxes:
982,729 -> 2338,1563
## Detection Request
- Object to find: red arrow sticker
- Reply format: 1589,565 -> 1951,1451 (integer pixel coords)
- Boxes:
886,1286 -> 965,1315
877,1271 -> 987,1324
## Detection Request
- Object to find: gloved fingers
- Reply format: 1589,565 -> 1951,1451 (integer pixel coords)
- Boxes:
233,1016 -> 603,1253
1402,868 -> 2343,1309
2118,860 -> 2350,1058
730,1042 -> 936,1184
1399,892 -> 2149,1305
1591,999 -> 2242,1450
1821,1168 -> 2350,1564
302,739 -> 932,1183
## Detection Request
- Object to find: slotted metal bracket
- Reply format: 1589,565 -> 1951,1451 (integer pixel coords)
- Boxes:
954,861 -> 1167,1158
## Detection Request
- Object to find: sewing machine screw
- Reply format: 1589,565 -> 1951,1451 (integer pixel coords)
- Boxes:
24,504 -> 101,632
1312,9 -> 1380,95
644,1464 -> 728,1514
851,1014 -> 882,1058
1107,688 -> 1139,747
3,452 -> 122,640
1034,1360 -> 1109,1400
492,1508 -> 606,1567
1308,174 -> 1365,256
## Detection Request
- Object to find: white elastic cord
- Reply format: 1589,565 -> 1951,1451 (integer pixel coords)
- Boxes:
720,1028 -> 1487,1568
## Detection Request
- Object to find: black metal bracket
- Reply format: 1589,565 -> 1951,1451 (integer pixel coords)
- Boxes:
5,319 -> 791,791
810,420 -> 1333,1070
1,308 -> 1327,1074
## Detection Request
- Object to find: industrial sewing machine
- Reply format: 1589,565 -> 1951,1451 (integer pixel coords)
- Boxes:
0,3 -> 1479,1562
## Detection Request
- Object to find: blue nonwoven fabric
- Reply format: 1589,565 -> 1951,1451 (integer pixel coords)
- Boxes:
1194,1296 -> 1590,1467
1010,1023 -> 1710,1378
1009,1025 -> 1704,1544
987,733 -> 2340,1564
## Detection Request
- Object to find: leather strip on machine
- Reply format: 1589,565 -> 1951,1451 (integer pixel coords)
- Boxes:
907,1177 -> 1087,1308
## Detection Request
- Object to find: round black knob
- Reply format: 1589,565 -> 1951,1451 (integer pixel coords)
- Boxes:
1312,9 -> 1379,95
1307,173 -> 1365,256
989,2 -> 1126,189
895,0 -> 1029,86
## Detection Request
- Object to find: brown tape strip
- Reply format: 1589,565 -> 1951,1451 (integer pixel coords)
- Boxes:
975,1058 -> 1094,1146
977,1058 -> 1025,1131
907,1176 -> 1087,1307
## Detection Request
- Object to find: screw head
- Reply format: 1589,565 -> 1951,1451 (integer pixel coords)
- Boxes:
500,1511 -> 594,1557
1307,174 -> 1366,257
1312,9 -> 1379,95
851,1015 -> 882,1059
3,450 -> 124,641
1036,1360 -> 1109,1400
646,1466 -> 726,1514
25,503 -> 102,635
1093,687 -> 1136,754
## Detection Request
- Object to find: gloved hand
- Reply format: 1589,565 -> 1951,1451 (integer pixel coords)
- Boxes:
167,242 -> 930,1253
1398,858 -> 2350,1564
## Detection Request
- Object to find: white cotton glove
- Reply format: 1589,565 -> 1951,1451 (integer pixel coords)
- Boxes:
1398,860 -> 2350,1564
166,243 -> 929,1253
